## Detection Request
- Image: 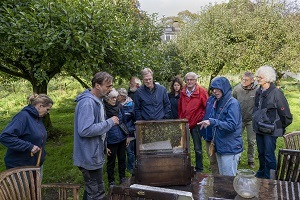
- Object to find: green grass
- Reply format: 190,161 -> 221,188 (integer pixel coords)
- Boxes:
0,77 -> 299,198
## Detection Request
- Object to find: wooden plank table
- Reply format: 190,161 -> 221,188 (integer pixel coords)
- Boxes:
121,173 -> 300,200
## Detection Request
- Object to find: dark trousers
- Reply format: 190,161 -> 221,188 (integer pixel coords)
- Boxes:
256,133 -> 277,179
191,126 -> 203,172
79,167 -> 105,200
107,139 -> 127,183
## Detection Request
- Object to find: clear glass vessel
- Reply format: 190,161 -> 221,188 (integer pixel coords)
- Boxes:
233,169 -> 259,198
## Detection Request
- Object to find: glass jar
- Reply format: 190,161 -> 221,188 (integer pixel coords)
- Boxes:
233,169 -> 259,198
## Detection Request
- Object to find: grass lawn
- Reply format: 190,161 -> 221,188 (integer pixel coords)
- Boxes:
0,76 -> 299,198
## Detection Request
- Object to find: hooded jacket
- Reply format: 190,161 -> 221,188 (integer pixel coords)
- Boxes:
0,105 -> 47,169
233,81 -> 258,122
178,84 -> 208,129
201,77 -> 243,155
121,97 -> 136,138
73,89 -> 114,170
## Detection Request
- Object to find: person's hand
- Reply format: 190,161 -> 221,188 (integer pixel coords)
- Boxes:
31,145 -> 41,156
197,120 -> 210,130
106,148 -> 111,156
111,116 -> 119,125
126,138 -> 130,147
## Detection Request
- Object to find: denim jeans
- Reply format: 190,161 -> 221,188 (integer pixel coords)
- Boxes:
126,139 -> 136,174
255,133 -> 277,179
216,153 -> 241,176
79,167 -> 105,200
190,126 -> 203,172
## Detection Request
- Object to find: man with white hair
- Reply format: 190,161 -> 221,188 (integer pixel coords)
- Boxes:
128,76 -> 141,100
134,68 -> 171,120
178,72 -> 208,173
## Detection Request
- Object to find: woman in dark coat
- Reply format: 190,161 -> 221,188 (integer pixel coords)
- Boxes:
0,94 -> 53,169
104,89 -> 128,186
168,76 -> 183,119
252,65 -> 292,179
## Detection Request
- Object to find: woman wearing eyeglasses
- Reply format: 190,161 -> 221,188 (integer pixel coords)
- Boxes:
104,88 -> 128,186
252,65 -> 293,179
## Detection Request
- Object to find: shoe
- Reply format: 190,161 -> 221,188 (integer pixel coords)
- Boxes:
120,177 -> 127,185
248,162 -> 255,169
109,181 -> 116,186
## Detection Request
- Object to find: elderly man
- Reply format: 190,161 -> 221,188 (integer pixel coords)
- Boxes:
134,68 -> 171,120
128,76 -> 141,100
233,72 -> 258,168
178,72 -> 208,173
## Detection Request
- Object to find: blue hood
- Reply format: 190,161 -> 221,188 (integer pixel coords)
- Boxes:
22,104 -> 39,118
210,76 -> 232,103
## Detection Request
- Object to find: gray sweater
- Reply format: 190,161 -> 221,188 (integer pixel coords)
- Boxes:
232,82 -> 258,123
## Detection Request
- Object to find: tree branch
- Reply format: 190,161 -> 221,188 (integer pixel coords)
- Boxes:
0,63 -> 29,80
71,74 -> 90,89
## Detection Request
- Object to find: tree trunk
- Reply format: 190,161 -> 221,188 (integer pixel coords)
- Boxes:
30,80 -> 53,136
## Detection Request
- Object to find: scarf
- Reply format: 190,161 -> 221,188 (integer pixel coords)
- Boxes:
104,102 -> 119,118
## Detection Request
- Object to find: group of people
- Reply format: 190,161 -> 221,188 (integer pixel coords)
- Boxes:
0,65 -> 293,200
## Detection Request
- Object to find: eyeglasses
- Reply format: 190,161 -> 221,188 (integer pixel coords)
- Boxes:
256,76 -> 264,80
186,79 -> 196,82
242,78 -> 251,82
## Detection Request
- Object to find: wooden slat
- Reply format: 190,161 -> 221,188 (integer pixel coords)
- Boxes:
42,183 -> 81,200
0,166 -> 80,200
283,131 -> 300,150
275,149 -> 300,182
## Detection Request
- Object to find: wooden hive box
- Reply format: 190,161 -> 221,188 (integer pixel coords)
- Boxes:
134,119 -> 194,186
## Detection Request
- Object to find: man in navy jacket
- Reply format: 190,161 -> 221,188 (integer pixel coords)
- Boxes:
134,68 -> 171,120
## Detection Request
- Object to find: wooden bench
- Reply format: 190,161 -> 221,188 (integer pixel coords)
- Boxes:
0,166 -> 80,200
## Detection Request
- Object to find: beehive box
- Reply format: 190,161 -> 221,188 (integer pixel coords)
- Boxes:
134,119 -> 194,186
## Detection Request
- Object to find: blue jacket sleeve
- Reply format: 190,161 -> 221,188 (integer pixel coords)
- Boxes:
134,91 -> 142,120
163,88 -> 171,119
0,119 -> 33,152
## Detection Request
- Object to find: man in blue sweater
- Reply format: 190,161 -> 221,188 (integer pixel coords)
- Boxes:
73,72 -> 119,200
134,68 -> 171,120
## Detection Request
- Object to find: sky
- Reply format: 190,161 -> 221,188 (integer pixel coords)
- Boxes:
138,0 -> 229,18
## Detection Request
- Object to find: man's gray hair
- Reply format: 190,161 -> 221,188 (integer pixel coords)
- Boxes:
256,65 -> 276,83
185,72 -> 198,80
131,76 -> 142,85
243,71 -> 254,79
141,68 -> 153,77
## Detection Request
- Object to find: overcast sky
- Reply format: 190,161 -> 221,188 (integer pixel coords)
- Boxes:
139,0 -> 229,18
